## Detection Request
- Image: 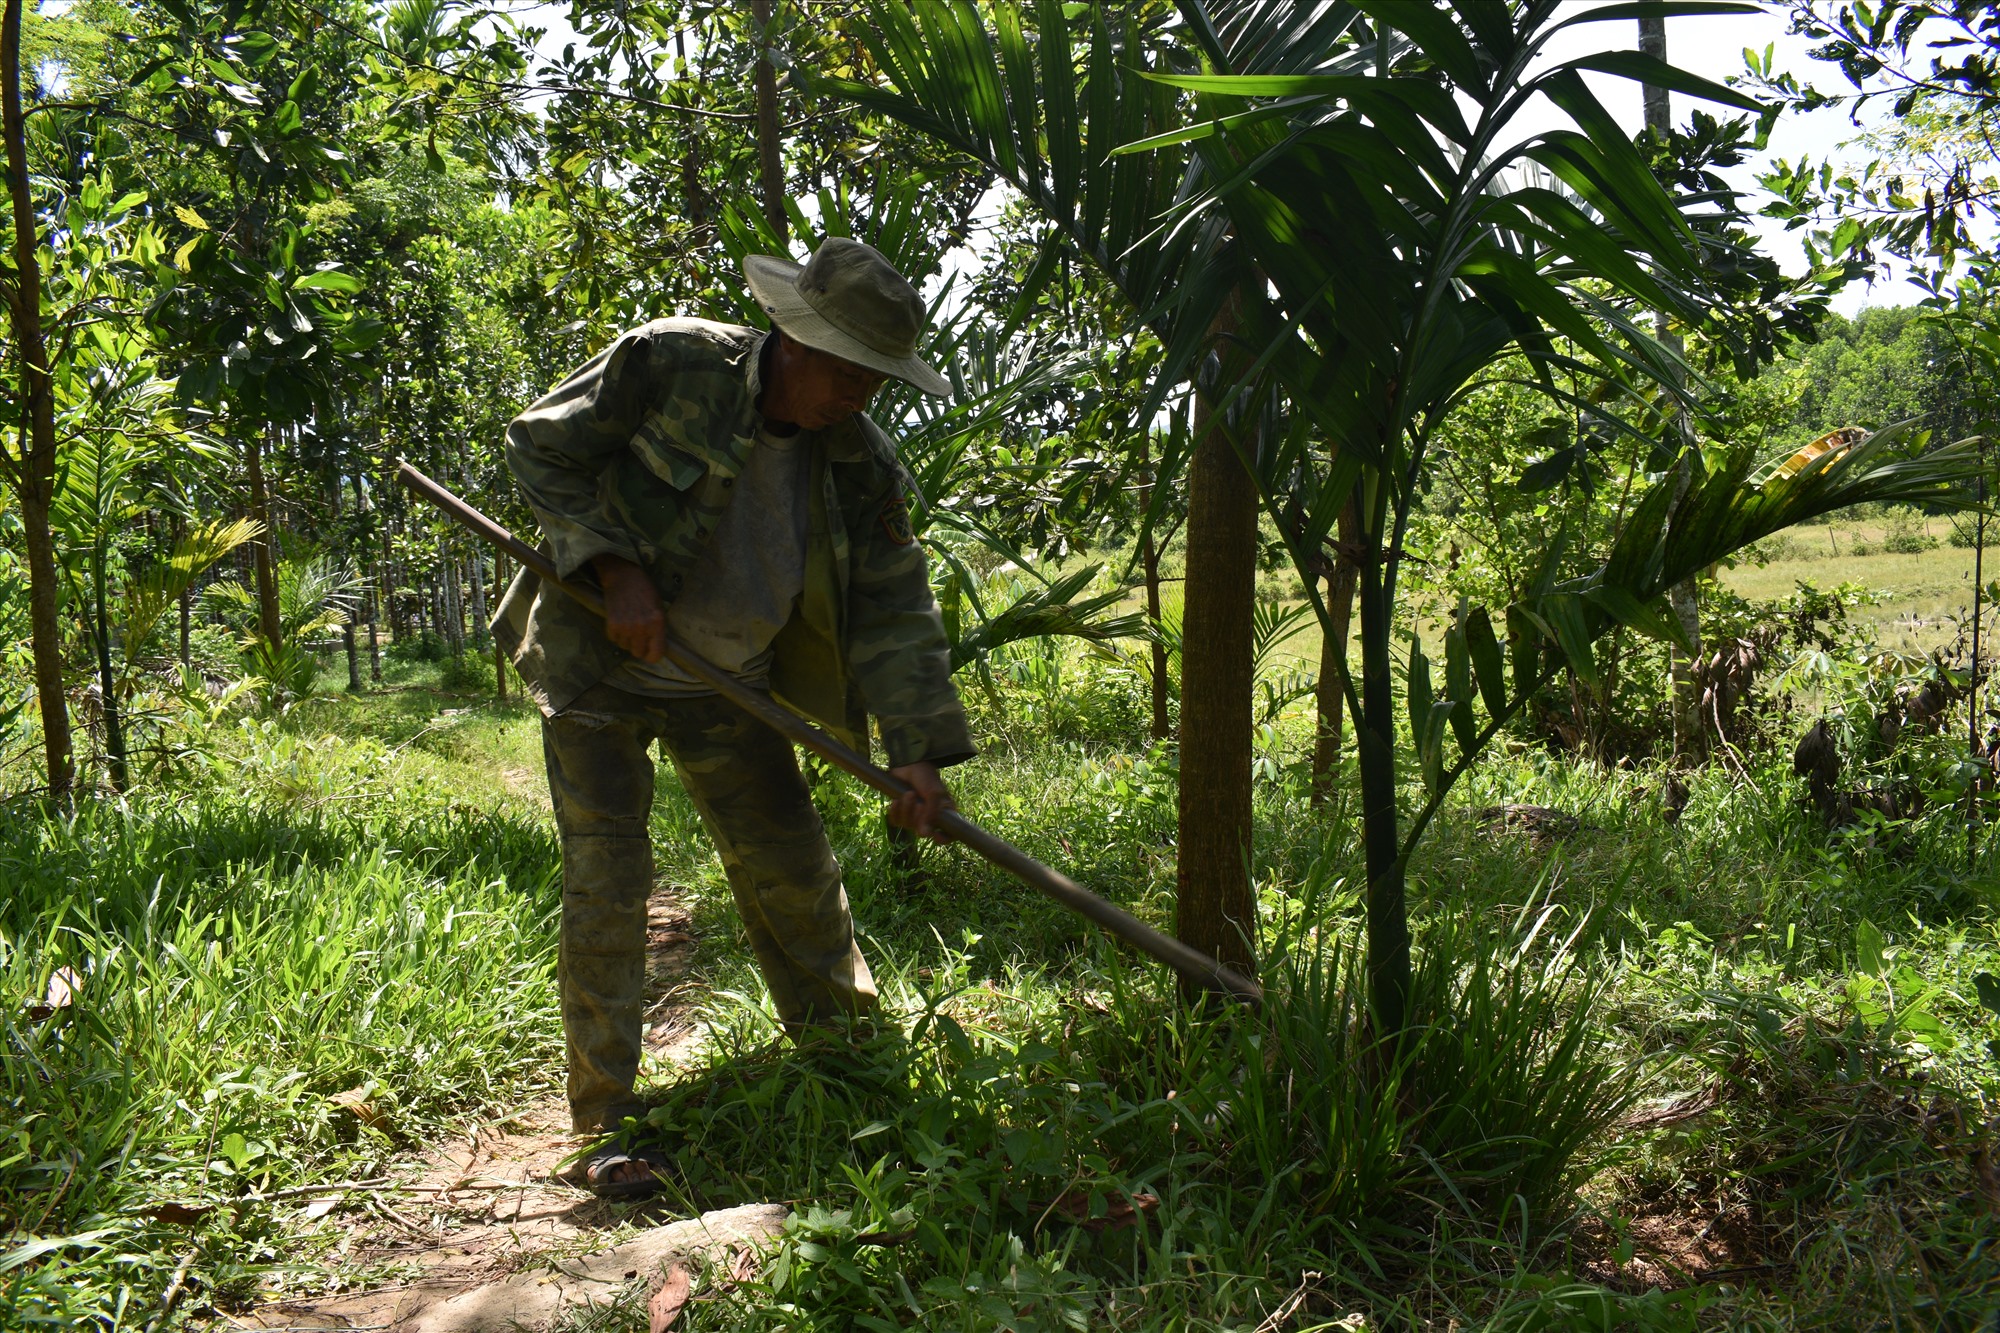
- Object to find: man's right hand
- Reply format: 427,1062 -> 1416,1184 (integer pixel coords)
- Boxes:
592,555 -> 667,663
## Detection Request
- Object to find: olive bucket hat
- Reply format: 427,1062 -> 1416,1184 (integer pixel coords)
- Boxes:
743,237 -> 952,398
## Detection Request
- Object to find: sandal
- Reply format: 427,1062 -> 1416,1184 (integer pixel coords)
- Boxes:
582,1137 -> 671,1201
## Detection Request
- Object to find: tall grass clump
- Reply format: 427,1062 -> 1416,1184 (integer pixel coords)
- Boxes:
0,789 -> 562,1327
586,869 -> 1638,1331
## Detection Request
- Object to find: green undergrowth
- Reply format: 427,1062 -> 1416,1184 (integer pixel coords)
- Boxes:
6,660 -> 2000,1329
0,687 -> 565,1327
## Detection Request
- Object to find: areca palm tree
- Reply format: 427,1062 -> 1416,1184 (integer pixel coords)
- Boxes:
837,0 -> 1991,1030
834,0 -> 1386,987
1132,0 -> 1987,1031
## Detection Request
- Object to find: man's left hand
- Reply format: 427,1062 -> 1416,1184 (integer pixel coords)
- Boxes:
887,762 -> 954,842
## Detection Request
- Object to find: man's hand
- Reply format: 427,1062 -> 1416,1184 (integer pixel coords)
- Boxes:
887,761 -> 954,842
592,555 -> 667,663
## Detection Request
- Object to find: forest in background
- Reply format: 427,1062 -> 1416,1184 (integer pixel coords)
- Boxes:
7,0 -> 2000,1329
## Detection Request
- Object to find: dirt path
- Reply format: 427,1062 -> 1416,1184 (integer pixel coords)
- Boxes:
224,890 -> 719,1332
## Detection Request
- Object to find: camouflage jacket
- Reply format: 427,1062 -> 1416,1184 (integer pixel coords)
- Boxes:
492,317 -> 974,769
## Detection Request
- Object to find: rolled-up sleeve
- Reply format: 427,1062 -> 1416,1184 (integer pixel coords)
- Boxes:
506,331 -> 658,580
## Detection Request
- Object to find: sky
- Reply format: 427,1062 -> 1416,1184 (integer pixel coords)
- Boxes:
1531,1 -> 1909,313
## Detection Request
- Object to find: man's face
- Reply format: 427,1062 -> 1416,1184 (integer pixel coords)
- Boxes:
775,333 -> 890,430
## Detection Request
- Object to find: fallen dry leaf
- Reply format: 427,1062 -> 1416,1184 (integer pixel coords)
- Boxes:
45,966 -> 80,1008
1046,1188 -> 1159,1233
648,1262 -> 692,1333
329,1084 -> 389,1130
26,966 -> 84,1020
141,1202 -> 215,1226
728,1247 -> 759,1285
300,1196 -> 342,1221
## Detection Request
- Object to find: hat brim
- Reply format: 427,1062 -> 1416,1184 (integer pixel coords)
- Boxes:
743,254 -> 953,398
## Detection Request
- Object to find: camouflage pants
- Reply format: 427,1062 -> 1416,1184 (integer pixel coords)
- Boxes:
542,682 -> 877,1133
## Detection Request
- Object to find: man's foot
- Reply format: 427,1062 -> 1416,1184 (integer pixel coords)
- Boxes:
582,1137 -> 670,1200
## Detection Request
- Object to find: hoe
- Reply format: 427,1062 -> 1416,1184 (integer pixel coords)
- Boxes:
399,461 -> 1263,1007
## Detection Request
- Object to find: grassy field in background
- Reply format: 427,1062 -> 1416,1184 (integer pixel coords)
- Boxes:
1721,515 -> 1987,658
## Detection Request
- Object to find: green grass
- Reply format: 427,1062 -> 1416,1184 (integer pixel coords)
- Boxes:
6,648 -> 2000,1329
1720,512 -> 1989,659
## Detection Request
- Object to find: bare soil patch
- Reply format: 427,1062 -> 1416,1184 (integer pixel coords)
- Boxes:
218,885 -> 718,1332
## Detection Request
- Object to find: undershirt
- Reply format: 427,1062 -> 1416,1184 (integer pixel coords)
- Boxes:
611,421 -> 811,697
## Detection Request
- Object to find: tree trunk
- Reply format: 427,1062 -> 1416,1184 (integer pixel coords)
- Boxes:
92,549 -> 126,789
245,431 -> 283,650
332,472 -> 361,690
1356,547 -> 1410,1037
1138,432 -> 1171,742
380,504 -> 399,648
1311,499 -> 1360,806
1174,301 -> 1260,998
354,474 -> 382,683
1639,15 -> 1704,760
467,551 -> 488,648
748,0 -> 787,247
179,581 -> 191,669
443,549 -> 464,657
1143,529 -> 1170,743
493,552 -> 509,700
3,0 -> 74,798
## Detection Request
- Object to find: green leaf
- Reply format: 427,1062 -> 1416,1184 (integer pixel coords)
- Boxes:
293,268 -> 363,295
1352,0 -> 1486,93
1549,2 -> 1763,32
1559,51 -> 1764,112
1973,972 -> 2000,1018
1517,451 -> 1573,492
1583,584 -> 1691,652
1466,608 -> 1507,718
1418,699 -> 1455,795
1407,634 -> 1434,746
1524,593 -> 1599,687
1505,604 -> 1540,701
1444,612 -> 1477,752
1855,920 -> 1886,976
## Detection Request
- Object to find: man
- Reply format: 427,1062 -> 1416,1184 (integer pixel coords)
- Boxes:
493,238 -> 974,1197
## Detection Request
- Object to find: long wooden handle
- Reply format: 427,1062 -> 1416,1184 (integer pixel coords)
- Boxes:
397,462 -> 1262,1006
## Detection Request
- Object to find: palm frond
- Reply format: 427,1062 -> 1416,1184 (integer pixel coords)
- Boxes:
950,563 -> 1149,674
119,518 -> 262,660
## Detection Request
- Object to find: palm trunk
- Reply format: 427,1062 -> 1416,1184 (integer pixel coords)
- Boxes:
1174,301 -> 1260,999
1311,499 -> 1360,806
748,0 -> 787,247
3,0 -> 73,798
1355,545 -> 1410,1036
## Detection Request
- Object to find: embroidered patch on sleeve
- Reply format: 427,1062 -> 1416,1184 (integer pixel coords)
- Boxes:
879,493 -> 916,546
